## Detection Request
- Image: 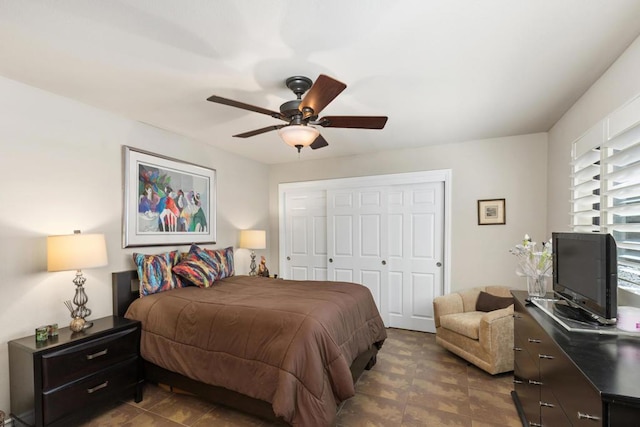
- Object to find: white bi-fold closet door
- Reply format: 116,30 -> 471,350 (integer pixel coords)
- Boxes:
279,171 -> 449,333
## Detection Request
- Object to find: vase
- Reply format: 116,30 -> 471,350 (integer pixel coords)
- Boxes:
526,275 -> 547,298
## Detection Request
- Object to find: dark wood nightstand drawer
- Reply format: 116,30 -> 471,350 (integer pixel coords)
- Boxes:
42,358 -> 138,426
41,326 -> 138,390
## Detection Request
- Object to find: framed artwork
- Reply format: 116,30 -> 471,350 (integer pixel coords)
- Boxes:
477,198 -> 506,225
123,146 -> 217,247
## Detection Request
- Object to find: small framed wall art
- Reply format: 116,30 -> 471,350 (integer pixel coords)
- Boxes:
123,146 -> 217,247
477,198 -> 506,225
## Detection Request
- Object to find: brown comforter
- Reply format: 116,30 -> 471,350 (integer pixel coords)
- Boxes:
125,275 -> 387,426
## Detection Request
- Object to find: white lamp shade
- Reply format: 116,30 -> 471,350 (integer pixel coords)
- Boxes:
278,125 -> 320,148
239,230 -> 266,250
47,233 -> 108,272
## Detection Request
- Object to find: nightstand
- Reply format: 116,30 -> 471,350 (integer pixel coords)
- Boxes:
9,316 -> 142,427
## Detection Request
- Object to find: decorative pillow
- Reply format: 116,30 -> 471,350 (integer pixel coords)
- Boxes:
172,245 -> 219,288
202,246 -> 235,280
133,250 -> 183,297
476,291 -> 514,312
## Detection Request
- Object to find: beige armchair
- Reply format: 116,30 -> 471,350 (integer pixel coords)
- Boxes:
433,286 -> 514,375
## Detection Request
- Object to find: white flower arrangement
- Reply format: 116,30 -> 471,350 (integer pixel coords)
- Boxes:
510,234 -> 553,281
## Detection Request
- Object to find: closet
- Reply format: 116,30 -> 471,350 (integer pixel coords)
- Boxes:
279,170 -> 450,332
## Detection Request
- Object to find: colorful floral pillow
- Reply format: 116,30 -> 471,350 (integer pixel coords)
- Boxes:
203,246 -> 235,279
133,250 -> 183,297
172,245 -> 219,288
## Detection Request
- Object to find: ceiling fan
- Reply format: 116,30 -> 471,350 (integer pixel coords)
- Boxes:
206,75 -> 388,153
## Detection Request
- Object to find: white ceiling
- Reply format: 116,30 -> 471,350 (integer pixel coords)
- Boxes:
1,1 -> 640,164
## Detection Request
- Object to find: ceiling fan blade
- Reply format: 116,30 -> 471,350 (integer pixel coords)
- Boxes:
310,134 -> 329,150
318,116 -> 388,129
233,125 -> 285,138
299,75 -> 346,117
207,95 -> 286,120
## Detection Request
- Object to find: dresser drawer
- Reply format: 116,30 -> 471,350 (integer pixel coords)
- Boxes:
41,326 -> 139,390
514,356 -> 541,426
514,306 -> 545,355
550,356 -> 602,425
537,342 -> 602,425
540,387 -> 570,426
42,358 -> 138,426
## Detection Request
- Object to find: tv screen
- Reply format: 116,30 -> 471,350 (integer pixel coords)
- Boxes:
552,232 -> 617,323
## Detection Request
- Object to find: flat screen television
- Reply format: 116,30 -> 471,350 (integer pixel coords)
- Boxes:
552,232 -> 618,325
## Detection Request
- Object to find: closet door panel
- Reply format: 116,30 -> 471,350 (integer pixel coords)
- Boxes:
328,188 -> 388,318
387,182 -> 444,332
282,191 -> 327,280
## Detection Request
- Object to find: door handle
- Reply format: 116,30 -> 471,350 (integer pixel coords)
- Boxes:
381,260 -> 387,265
436,262 -> 442,267
87,381 -> 109,394
577,412 -> 600,421
329,258 -> 333,263
287,256 -> 291,261
86,349 -> 108,360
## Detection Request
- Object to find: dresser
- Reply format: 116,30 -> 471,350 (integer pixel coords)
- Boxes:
9,316 -> 142,427
512,291 -> 640,426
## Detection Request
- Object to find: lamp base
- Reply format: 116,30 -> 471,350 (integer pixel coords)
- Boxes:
70,269 -> 93,329
249,251 -> 257,276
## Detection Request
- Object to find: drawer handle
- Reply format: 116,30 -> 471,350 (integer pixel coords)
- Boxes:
539,354 -> 555,360
86,349 -> 108,360
540,401 -> 555,408
513,347 -> 523,352
513,379 -> 523,384
528,380 -> 543,386
513,314 -> 522,319
577,412 -> 601,421
528,338 -> 541,343
530,423 -> 542,427
87,381 -> 109,394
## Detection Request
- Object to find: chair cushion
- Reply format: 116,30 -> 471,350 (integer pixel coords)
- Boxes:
476,291 -> 514,312
439,311 -> 485,340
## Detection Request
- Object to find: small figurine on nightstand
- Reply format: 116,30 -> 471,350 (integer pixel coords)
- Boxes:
258,256 -> 270,277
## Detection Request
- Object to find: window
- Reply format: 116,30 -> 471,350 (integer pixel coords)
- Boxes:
571,94 -> 640,294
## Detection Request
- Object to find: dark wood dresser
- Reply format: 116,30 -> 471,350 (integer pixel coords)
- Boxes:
512,291 -> 640,426
9,316 -> 142,427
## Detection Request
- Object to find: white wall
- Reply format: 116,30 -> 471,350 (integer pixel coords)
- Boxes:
269,132 -> 548,292
0,76 -> 270,415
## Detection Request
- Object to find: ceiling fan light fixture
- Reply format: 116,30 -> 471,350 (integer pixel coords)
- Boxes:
278,125 -> 320,150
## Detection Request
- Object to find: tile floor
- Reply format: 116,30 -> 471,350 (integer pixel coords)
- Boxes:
78,328 -> 521,426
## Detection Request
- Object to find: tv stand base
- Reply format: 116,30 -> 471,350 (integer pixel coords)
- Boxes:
530,298 -> 630,335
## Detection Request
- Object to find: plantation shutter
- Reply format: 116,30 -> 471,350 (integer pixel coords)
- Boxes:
570,123 -> 603,233
602,95 -> 640,290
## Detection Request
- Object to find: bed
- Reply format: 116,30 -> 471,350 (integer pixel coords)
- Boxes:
112,271 -> 386,426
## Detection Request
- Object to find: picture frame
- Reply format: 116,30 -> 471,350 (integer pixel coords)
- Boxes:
477,198 -> 506,225
123,146 -> 217,247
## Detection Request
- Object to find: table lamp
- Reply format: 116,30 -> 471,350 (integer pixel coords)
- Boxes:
239,230 -> 266,276
47,230 -> 108,329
